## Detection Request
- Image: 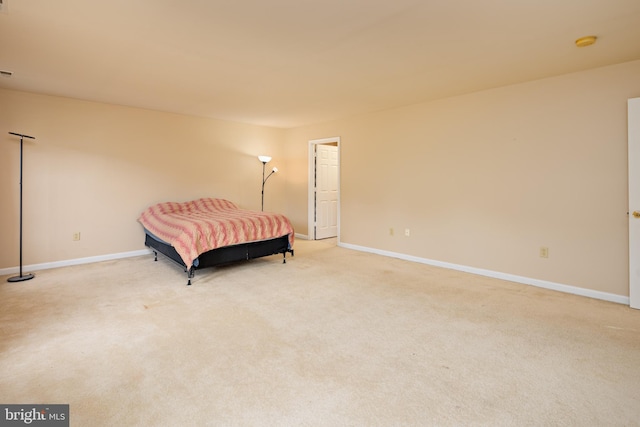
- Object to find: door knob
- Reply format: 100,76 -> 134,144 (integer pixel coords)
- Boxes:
634,211 -> 640,218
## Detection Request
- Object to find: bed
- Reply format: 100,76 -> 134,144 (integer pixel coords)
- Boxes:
138,198 -> 294,285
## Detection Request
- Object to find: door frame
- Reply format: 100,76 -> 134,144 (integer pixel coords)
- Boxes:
308,137 -> 341,240
629,97 -> 640,309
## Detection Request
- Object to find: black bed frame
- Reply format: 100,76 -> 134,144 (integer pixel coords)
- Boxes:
144,234 -> 294,285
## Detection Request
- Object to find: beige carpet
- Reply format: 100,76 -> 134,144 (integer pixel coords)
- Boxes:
1,239 -> 639,426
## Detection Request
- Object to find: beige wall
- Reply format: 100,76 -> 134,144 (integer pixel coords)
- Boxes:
284,60 -> 640,297
0,89 -> 286,268
3,60 -> 640,298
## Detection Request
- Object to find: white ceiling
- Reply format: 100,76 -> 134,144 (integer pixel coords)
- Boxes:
1,0 -> 639,128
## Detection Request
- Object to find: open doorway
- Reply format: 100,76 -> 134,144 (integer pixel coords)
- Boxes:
308,137 -> 340,241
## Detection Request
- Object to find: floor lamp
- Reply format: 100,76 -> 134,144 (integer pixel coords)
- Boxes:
258,155 -> 278,211
7,132 -> 35,283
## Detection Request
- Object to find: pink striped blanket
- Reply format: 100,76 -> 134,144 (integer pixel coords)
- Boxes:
138,198 -> 294,269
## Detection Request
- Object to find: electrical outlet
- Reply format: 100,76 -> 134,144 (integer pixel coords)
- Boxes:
540,247 -> 549,258
73,232 -> 81,241
404,228 -> 410,237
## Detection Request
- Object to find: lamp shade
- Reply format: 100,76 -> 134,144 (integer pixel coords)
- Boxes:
258,155 -> 272,163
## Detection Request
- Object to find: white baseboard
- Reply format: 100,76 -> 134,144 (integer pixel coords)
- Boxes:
0,249 -> 152,276
338,242 -> 629,306
2,242 -> 629,306
0,236 -> 308,276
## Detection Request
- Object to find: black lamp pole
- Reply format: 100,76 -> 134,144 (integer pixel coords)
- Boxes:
260,159 -> 277,211
261,160 -> 267,211
8,132 -> 35,283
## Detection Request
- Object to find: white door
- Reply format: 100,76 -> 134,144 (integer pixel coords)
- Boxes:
628,97 -> 640,309
315,144 -> 339,239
